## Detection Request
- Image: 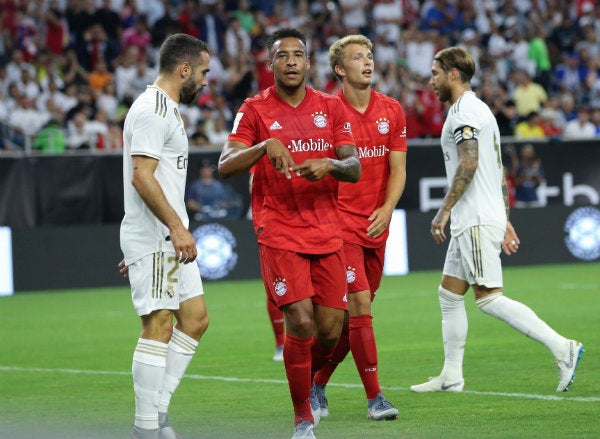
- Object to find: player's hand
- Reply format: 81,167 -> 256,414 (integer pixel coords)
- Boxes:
265,138 -> 295,179
431,209 -> 449,244
169,227 -> 198,263
502,220 -> 520,255
290,158 -> 332,181
118,259 -> 128,278
367,206 -> 393,238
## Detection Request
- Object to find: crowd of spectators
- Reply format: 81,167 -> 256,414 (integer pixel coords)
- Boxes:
1,0 -> 600,153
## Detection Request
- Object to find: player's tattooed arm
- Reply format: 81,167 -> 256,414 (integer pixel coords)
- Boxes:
330,144 -> 361,182
291,144 -> 361,182
434,138 -> 479,222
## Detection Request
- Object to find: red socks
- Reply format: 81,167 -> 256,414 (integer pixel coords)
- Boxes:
267,298 -> 285,346
284,334 -> 313,424
350,314 -> 381,399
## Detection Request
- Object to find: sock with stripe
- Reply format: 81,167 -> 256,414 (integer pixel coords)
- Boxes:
158,327 -> 199,415
132,338 -> 168,430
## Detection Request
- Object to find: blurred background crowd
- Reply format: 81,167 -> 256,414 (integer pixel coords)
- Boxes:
1,0 -> 600,154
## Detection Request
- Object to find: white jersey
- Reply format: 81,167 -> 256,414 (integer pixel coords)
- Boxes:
120,85 -> 190,264
440,91 -> 506,236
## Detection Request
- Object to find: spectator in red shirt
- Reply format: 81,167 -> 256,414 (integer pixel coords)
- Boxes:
416,77 -> 445,137
121,15 -> 152,59
44,7 -> 67,56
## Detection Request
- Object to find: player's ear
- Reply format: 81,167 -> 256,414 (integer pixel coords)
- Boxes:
181,61 -> 191,78
334,64 -> 345,79
450,67 -> 460,81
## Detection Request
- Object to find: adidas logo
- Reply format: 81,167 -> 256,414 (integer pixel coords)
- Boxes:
270,121 -> 282,130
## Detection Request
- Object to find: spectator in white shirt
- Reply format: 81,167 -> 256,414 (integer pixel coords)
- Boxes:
372,0 -> 403,44
6,49 -> 35,85
224,16 -> 251,59
338,0 -> 368,33
16,67 -> 41,101
95,80 -> 119,119
562,108 -> 597,139
38,79 -> 75,116
10,94 -> 51,138
113,46 -> 139,101
404,25 -> 436,78
206,113 -> 230,145
65,110 -> 97,150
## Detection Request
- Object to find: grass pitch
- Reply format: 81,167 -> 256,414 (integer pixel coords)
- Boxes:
1,262 -> 599,439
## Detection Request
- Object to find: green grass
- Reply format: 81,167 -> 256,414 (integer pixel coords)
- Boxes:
1,262 -> 599,439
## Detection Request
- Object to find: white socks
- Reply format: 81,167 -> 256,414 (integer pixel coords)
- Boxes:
438,286 -> 467,381
132,338 -> 168,429
436,286 -> 569,382
158,327 -> 199,415
132,328 -> 199,429
476,292 -> 568,358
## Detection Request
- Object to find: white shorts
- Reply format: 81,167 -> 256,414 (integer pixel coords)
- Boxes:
442,225 -> 504,288
128,252 -> 204,317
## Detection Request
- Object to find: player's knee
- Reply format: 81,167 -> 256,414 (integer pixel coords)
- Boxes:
188,314 -> 210,340
283,303 -> 314,337
142,309 -> 176,342
476,292 -> 503,312
348,290 -> 372,316
315,328 -> 340,347
289,315 -> 313,338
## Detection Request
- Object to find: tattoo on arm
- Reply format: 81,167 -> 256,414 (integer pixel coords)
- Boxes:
440,139 -> 478,212
331,145 -> 361,182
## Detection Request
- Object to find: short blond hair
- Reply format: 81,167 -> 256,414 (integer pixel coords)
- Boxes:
328,35 -> 373,81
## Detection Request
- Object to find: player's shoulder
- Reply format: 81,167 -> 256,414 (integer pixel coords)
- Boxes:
309,86 -> 343,104
245,87 -> 275,104
451,91 -> 487,116
240,87 -> 276,113
127,89 -> 175,130
131,86 -> 174,116
371,89 -> 402,108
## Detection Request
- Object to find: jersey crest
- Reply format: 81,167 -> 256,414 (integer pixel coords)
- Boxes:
312,111 -> 328,128
376,117 -> 390,135
273,277 -> 288,296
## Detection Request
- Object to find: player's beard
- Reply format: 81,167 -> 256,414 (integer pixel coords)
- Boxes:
180,77 -> 199,105
437,83 -> 452,103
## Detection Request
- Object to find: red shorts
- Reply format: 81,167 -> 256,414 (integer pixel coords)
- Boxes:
259,244 -> 348,310
343,241 -> 385,301
258,248 -> 278,307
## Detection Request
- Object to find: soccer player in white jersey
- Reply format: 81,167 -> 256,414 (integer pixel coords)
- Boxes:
411,46 -> 583,394
120,33 -> 211,439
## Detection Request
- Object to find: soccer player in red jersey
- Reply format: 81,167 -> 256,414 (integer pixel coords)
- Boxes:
311,35 -> 407,421
218,28 -> 361,439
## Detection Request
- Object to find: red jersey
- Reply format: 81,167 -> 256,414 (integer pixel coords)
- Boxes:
337,89 -> 407,247
229,86 -> 355,254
